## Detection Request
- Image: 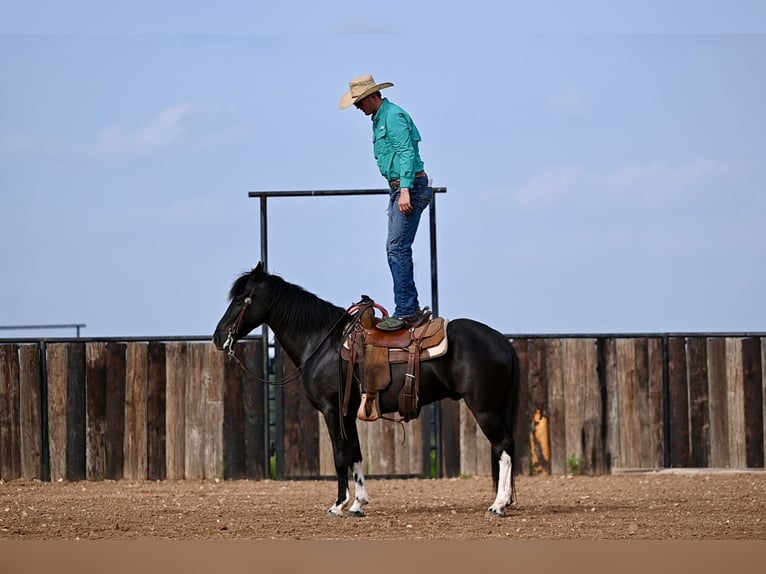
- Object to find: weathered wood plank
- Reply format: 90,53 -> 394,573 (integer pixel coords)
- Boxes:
318,412 -> 335,477
393,419 -> 423,475
0,344 -> 21,480
741,338 -> 763,468
615,339 -> 638,468
393,416 -> 409,475
241,340 -> 266,479
372,416 -> 396,476
686,337 -> 710,467
105,342 -> 126,480
634,339 -> 653,468
408,414 -> 427,476
124,343 -> 148,480
475,413 -> 492,477
46,344 -> 68,481
147,341 -> 167,480
440,398 -> 461,478
707,338 -> 729,467
562,339 -> 584,471
511,338 -> 530,475
358,417 -> 371,476
667,337 -> 690,467
603,338 -> 620,470
458,398 -> 492,477
546,339 -> 566,475
763,338 -> 766,469
646,337 -> 665,468
165,342 -> 188,480
85,342 -> 108,480
185,344 -> 206,479
526,339 -> 549,475
362,420 -> 380,475
459,399 -> 477,476
19,344 -> 42,479
580,338 -> 602,475
66,342 -> 86,481
725,338 -> 747,468
279,349 -> 318,478
223,343 -> 246,479
202,343 -> 223,479
647,338 -> 665,468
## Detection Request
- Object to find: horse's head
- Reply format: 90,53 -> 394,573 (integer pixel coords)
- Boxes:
212,262 -> 269,352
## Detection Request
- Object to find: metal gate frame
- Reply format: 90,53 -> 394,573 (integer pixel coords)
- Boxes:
247,186 -> 447,477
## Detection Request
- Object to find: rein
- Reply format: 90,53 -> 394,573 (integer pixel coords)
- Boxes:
223,294 -> 373,387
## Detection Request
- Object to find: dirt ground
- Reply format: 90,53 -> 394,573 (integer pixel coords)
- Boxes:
1,471 -> 765,540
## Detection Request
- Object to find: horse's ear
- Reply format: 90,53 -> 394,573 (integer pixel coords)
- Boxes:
253,261 -> 264,277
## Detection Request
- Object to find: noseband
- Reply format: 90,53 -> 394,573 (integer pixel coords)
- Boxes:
223,283 -> 258,356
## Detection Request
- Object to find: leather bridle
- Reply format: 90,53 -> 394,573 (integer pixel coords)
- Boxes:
222,292 -> 379,387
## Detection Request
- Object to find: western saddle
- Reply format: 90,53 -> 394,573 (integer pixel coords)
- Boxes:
340,297 -> 448,423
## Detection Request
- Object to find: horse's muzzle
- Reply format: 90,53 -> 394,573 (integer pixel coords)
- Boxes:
212,329 -> 230,351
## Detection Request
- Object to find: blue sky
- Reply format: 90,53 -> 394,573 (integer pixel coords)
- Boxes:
1,2 -> 765,338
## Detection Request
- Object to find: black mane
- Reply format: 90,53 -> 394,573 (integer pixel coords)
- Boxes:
228,272 -> 252,301
231,268 -> 347,334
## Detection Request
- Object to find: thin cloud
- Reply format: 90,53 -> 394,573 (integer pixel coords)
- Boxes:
0,133 -> 70,155
91,102 -> 194,156
0,102 -> 244,159
510,159 -> 758,211
551,86 -> 586,116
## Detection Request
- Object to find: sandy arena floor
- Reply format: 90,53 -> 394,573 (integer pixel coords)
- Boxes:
1,471 -> 765,540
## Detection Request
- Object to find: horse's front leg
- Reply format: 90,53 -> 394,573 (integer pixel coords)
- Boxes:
348,460 -> 369,517
328,466 -> 351,517
324,409 -> 369,517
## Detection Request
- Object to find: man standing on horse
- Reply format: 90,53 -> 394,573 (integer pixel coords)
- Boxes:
340,75 -> 433,332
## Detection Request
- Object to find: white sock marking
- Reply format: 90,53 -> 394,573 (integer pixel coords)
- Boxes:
489,451 -> 513,514
349,461 -> 369,514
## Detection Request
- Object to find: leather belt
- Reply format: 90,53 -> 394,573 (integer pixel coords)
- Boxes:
389,171 -> 427,190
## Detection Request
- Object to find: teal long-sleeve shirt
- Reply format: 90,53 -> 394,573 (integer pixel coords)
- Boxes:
372,98 -> 425,190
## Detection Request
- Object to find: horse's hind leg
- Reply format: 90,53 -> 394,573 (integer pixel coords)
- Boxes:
471,410 -> 515,516
488,449 -> 514,516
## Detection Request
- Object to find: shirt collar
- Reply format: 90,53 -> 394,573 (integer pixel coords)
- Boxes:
372,97 -> 389,121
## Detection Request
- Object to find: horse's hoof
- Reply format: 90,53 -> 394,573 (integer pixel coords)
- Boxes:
349,510 -> 366,518
327,510 -> 344,518
488,507 -> 507,517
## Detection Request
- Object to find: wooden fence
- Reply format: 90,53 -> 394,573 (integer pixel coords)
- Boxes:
1,335 -> 764,482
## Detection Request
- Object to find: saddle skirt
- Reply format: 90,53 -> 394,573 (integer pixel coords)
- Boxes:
340,315 -> 449,423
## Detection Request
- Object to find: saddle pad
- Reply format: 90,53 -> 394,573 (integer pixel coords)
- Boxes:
388,331 -> 448,364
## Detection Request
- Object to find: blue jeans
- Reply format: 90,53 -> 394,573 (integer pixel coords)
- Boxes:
386,175 -> 432,318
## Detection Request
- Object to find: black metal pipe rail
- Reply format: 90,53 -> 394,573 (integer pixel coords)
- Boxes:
0,324 -> 87,337
247,187 -> 447,475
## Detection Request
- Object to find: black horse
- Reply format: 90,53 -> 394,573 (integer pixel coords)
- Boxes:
212,263 -> 521,516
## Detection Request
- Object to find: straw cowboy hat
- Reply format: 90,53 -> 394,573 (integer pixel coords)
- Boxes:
339,74 -> 393,109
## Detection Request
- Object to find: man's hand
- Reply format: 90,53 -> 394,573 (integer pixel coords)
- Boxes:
398,188 -> 413,214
